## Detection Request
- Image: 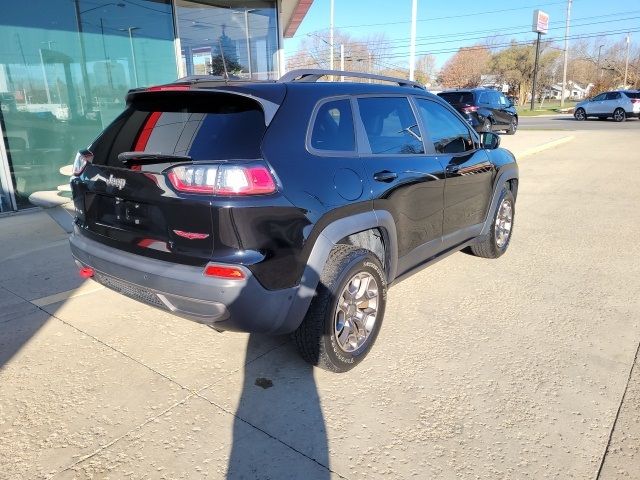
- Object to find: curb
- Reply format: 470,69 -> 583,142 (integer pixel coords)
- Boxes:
517,135 -> 575,158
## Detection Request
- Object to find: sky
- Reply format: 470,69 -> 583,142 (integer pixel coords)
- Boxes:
284,0 -> 639,71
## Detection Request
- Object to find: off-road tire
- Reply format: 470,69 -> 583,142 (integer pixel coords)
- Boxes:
293,245 -> 387,372
469,186 -> 515,259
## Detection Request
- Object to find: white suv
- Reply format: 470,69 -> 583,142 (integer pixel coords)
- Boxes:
574,90 -> 640,122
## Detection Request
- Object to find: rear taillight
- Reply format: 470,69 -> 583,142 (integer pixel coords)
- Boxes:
72,150 -> 93,176
167,163 -> 277,196
632,98 -> 640,104
203,263 -> 246,279
462,105 -> 479,113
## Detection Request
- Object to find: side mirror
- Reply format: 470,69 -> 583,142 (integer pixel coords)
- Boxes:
480,131 -> 501,150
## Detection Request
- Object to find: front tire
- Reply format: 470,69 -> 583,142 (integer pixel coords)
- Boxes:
293,245 -> 387,372
469,186 -> 515,259
574,108 -> 586,121
506,117 -> 518,135
613,108 -> 626,122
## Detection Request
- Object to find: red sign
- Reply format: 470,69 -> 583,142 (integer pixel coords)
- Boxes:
533,10 -> 549,34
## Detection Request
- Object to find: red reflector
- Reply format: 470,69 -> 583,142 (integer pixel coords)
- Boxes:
79,267 -> 94,278
173,230 -> 210,240
204,264 -> 245,280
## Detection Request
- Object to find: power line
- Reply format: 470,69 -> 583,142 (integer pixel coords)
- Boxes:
287,13 -> 640,58
296,1 -> 566,35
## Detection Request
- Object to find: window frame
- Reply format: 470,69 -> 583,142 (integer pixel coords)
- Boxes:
412,96 -> 481,155
306,95 -> 359,157
353,93 -> 431,156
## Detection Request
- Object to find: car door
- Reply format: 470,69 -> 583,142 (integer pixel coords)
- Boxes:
605,91 -> 623,114
496,92 -> 515,125
476,91 -> 494,128
487,91 -> 508,127
413,97 -> 496,244
588,93 -> 608,114
355,95 -> 445,275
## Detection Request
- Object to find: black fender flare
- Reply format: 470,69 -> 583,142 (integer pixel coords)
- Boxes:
281,210 -> 398,333
480,163 -> 519,236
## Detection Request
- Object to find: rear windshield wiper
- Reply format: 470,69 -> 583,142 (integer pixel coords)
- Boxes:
117,152 -> 192,165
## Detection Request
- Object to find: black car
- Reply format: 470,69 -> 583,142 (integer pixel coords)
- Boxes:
69,69 -> 519,372
437,88 -> 518,135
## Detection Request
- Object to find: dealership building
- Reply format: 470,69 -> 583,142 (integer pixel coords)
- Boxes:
0,0 -> 312,213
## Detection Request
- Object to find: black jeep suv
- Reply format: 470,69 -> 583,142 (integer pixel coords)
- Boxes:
437,88 -> 518,135
70,70 -> 518,372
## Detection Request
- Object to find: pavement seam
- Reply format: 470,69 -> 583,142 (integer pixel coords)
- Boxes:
595,338 -> 640,480
192,388 -> 350,480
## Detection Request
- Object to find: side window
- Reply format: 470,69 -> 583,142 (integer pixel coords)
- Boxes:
357,97 -> 424,155
416,99 -> 475,155
310,99 -> 356,152
488,91 -> 501,106
606,92 -> 621,100
593,93 -> 607,101
477,92 -> 490,105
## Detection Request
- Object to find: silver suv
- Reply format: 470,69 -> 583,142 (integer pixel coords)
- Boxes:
574,90 -> 640,122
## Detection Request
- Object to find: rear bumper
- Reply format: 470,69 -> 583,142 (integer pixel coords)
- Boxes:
69,231 -> 300,334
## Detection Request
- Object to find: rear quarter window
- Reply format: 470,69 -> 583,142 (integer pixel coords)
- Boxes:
309,98 -> 356,152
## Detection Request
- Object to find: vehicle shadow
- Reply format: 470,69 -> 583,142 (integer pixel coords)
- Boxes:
226,334 -> 330,479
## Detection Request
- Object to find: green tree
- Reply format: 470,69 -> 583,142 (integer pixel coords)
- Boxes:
490,41 -> 561,106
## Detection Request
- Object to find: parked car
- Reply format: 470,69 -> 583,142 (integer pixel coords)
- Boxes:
437,88 -> 518,135
574,90 -> 640,121
69,70 -> 519,372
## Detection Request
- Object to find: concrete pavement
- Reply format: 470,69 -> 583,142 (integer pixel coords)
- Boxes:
1,129 -> 639,479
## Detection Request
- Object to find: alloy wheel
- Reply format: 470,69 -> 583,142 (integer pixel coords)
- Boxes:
613,108 -> 625,122
334,271 -> 379,353
494,198 -> 513,248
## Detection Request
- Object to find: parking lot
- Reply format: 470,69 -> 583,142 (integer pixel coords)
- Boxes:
1,118 -> 639,479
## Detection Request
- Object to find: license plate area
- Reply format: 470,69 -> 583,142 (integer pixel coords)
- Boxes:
86,194 -> 164,235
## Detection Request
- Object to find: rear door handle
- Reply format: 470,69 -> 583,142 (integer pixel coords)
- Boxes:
373,170 -> 398,182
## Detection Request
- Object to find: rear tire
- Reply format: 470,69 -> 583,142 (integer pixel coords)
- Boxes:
574,108 -> 586,121
293,245 -> 387,372
470,186 -> 515,259
613,108 -> 626,122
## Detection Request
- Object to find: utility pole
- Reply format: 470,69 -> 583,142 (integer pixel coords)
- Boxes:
560,0 -> 572,108
624,33 -> 631,87
409,0 -> 418,81
531,32 -> 542,111
340,44 -> 344,81
597,44 -> 604,80
329,0 -> 334,71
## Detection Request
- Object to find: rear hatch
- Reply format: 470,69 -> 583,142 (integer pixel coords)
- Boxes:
73,89 -> 274,266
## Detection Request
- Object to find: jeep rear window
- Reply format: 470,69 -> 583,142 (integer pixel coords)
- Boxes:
89,93 -> 266,167
437,92 -> 474,104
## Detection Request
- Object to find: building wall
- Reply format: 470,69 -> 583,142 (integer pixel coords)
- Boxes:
0,0 -> 282,212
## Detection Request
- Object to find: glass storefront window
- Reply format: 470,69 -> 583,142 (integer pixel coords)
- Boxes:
175,0 -> 279,81
0,1 -> 177,209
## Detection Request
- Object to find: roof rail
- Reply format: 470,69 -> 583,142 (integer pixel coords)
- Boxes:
279,69 -> 424,89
